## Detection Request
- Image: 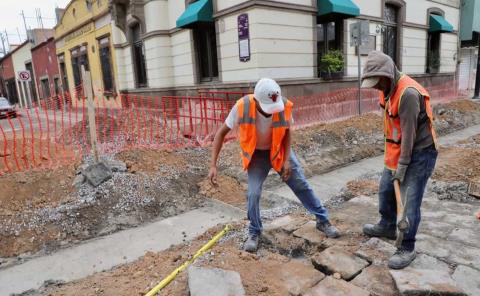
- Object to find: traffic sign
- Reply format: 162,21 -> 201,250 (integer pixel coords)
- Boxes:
350,20 -> 370,47
18,70 -> 31,82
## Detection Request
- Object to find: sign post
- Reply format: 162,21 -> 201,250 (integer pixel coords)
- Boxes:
350,20 -> 370,115
18,70 -> 32,108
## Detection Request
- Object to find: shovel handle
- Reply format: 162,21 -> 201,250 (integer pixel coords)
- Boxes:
393,179 -> 403,217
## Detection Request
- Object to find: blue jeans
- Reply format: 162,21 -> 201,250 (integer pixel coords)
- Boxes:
378,146 -> 438,251
247,150 -> 329,236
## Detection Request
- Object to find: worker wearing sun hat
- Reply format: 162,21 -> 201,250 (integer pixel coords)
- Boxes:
208,78 -> 340,252
360,51 -> 438,269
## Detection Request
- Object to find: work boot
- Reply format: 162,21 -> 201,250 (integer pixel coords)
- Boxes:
388,249 -> 416,269
244,234 -> 259,253
316,220 -> 340,238
363,223 -> 397,240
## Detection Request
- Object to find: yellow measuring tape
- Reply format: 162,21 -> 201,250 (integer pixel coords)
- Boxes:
145,224 -> 231,296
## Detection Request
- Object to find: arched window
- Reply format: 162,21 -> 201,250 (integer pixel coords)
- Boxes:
130,23 -> 147,88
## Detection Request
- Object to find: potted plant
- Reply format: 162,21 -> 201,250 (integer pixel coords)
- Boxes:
319,50 -> 345,80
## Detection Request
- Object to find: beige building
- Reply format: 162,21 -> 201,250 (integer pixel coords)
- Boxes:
110,0 -> 460,96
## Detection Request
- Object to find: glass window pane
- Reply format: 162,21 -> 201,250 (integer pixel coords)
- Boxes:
384,4 -> 398,24
317,24 -> 324,42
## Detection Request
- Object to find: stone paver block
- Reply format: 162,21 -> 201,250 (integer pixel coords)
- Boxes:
409,253 -> 452,273
311,246 -> 370,280
292,221 -> 325,245
452,265 -> 480,296
304,276 -> 369,296
264,215 -> 308,233
82,162 -> 112,187
355,237 -> 396,265
188,266 -> 245,296
278,260 -> 325,296
390,268 -> 466,296
351,265 -> 397,296
416,234 -> 480,269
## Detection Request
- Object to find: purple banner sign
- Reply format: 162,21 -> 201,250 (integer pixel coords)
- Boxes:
238,13 -> 250,62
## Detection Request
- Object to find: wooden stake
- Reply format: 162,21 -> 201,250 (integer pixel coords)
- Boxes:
81,65 -> 99,163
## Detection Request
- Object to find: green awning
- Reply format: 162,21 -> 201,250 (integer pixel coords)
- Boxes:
429,15 -> 453,33
317,0 -> 360,18
176,0 -> 213,29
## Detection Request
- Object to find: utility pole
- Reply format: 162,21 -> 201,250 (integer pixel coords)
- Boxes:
16,28 -> 22,43
20,10 -> 28,41
4,29 -> 10,47
0,33 -> 6,56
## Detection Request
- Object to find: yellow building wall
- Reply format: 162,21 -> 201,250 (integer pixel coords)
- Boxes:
55,0 -> 121,108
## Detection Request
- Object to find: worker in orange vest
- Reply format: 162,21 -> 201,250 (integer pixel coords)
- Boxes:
361,51 -> 438,269
209,78 -> 339,252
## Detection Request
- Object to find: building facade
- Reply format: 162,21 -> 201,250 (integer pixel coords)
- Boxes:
109,0 -> 460,97
0,53 -> 17,104
54,0 -> 119,104
0,29 -> 55,107
31,37 -> 61,100
10,41 -> 38,108
458,0 -> 480,95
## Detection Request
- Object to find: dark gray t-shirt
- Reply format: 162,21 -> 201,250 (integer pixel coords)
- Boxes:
398,87 -> 434,165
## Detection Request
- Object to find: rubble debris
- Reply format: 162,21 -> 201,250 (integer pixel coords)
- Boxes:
467,179 -> 480,198
187,266 -> 245,296
82,162 -> 113,187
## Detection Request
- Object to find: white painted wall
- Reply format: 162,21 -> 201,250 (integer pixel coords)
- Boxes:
144,36 -> 174,88
439,33 -> 457,73
250,8 -> 315,80
145,0 -> 170,31
405,0 -> 459,29
402,28 -> 428,74
217,0 -> 248,12
354,0 -> 382,18
218,8 -> 260,82
171,30 -> 195,86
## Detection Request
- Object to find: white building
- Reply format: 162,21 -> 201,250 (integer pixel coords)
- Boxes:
109,0 -> 460,96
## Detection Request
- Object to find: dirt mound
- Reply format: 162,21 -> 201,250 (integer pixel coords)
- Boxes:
0,149 -> 206,258
0,137 -> 79,173
116,148 -> 188,175
432,146 -> 480,183
198,175 -> 246,208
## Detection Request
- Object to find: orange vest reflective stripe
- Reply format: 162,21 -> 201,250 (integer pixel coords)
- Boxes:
379,74 -> 437,170
237,94 -> 293,172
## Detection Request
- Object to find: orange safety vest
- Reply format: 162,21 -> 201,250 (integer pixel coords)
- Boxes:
237,94 -> 293,172
380,74 -> 437,170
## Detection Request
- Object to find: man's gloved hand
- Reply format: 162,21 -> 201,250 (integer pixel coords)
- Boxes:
393,164 -> 408,183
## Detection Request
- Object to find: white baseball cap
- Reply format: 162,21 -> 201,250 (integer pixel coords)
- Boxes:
254,78 -> 285,114
361,77 -> 380,88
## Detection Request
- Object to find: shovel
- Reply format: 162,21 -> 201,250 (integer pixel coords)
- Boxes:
393,179 -> 410,248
